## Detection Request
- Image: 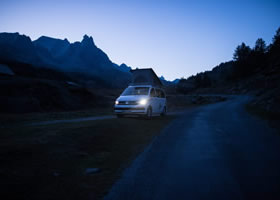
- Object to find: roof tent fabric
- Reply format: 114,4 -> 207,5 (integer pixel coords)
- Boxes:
130,68 -> 163,86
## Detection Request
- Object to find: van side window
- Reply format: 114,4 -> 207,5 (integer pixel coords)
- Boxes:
150,88 -> 156,97
155,89 -> 161,98
160,90 -> 165,98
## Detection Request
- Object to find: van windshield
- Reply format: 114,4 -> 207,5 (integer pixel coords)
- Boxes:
121,87 -> 149,96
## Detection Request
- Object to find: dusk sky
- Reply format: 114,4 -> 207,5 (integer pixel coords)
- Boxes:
0,0 -> 279,80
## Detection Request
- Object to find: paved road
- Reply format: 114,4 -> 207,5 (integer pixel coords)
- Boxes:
104,96 -> 280,200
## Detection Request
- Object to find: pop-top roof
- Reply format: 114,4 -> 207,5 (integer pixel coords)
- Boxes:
130,68 -> 163,87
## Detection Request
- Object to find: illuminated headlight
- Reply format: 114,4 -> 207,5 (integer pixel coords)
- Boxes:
115,100 -> 119,105
139,99 -> 147,105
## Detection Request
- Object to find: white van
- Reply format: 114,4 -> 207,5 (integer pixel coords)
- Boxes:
114,85 -> 167,118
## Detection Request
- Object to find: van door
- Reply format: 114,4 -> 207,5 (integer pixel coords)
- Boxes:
155,89 -> 164,113
160,89 -> 166,112
149,88 -> 158,114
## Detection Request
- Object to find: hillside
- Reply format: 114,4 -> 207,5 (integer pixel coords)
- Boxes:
0,60 -> 115,113
177,27 -> 280,118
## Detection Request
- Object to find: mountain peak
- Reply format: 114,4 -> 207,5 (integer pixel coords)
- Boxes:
82,34 -> 95,46
159,75 -> 166,81
117,63 -> 132,72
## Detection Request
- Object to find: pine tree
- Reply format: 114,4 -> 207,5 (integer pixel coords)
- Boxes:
233,43 -> 251,61
254,38 -> 267,53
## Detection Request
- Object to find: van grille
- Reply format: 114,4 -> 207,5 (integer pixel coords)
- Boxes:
114,107 -> 145,110
118,101 -> 138,105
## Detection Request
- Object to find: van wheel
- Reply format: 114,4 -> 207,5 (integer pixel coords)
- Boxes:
146,107 -> 152,119
161,106 -> 167,117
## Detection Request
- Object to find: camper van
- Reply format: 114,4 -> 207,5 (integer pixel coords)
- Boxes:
114,69 -> 167,118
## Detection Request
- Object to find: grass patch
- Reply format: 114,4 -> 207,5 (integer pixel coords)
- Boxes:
245,104 -> 280,134
0,107 -> 113,127
0,115 -> 174,200
245,104 -> 280,120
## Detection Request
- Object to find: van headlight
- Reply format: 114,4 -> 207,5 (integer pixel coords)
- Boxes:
115,100 -> 119,105
139,99 -> 147,105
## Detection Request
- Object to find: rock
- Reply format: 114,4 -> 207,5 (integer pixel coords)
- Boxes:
76,152 -> 90,157
0,64 -> 15,75
84,168 -> 100,175
53,172 -> 60,177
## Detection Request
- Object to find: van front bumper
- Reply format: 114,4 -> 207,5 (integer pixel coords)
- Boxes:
114,106 -> 147,115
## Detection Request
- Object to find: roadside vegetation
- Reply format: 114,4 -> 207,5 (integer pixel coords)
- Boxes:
245,103 -> 280,134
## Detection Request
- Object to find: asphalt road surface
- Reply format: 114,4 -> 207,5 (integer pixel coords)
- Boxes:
104,96 -> 280,200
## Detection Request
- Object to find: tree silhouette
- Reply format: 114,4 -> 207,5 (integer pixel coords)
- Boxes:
272,27 -> 280,45
269,27 -> 280,67
194,73 -> 203,88
202,74 -> 212,87
270,27 -> 280,53
233,42 -> 251,61
232,43 -> 254,78
251,38 -> 268,69
254,38 -> 267,53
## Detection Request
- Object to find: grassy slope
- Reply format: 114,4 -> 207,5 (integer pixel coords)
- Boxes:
0,107 -> 114,127
0,116 -> 174,200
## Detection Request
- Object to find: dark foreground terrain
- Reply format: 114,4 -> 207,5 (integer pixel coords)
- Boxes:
105,96 -> 280,200
0,95 -> 279,200
0,113 -> 174,200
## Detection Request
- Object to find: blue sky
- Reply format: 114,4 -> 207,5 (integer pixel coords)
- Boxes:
0,0 -> 279,80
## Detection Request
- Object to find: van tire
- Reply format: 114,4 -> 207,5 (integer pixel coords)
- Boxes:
117,114 -> 124,118
146,107 -> 152,119
161,106 -> 167,117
